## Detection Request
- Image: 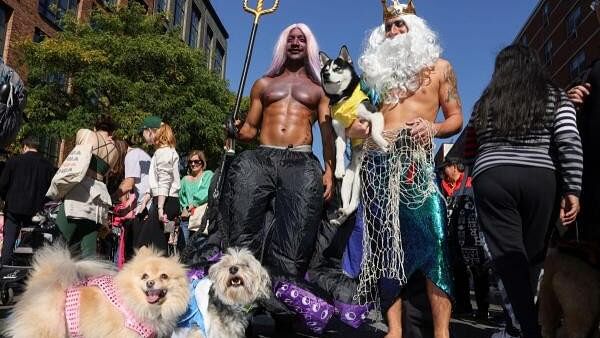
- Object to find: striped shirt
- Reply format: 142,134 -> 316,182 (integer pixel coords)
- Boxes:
465,87 -> 583,196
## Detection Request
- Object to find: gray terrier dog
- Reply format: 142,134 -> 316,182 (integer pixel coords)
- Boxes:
173,247 -> 271,338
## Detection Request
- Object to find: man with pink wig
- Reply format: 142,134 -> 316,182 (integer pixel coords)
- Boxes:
220,22 -> 335,331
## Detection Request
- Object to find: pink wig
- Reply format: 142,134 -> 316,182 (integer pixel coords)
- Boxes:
264,23 -> 321,84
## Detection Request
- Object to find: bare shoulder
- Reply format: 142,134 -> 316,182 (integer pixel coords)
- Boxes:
435,58 -> 452,69
76,128 -> 94,144
253,76 -> 271,89
432,59 -> 455,79
247,77 -> 271,99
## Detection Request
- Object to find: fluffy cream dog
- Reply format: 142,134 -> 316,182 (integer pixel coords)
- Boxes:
173,247 -> 271,338
4,245 -> 189,338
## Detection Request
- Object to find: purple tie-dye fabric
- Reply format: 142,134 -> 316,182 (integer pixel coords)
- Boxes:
187,268 -> 206,280
187,252 -> 222,281
333,301 -> 370,328
207,251 -> 222,263
273,281 -> 334,334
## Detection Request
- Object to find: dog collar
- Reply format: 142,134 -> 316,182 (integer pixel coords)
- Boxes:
241,303 -> 256,314
65,275 -> 156,338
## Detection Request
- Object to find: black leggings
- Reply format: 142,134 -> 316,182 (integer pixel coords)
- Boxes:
1,212 -> 32,265
134,196 -> 179,253
474,166 -> 559,338
222,147 -> 324,280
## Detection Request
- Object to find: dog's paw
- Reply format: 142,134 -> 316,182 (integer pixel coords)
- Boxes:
375,138 -> 389,152
335,167 -> 346,179
330,209 -> 349,226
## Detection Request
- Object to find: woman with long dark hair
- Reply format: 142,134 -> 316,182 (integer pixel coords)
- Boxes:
465,45 -> 582,338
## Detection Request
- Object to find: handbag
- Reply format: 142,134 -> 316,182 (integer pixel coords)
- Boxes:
46,130 -> 93,200
188,204 -> 207,232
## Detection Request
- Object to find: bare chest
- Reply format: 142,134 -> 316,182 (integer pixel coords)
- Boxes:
262,78 -> 321,109
381,79 -> 442,123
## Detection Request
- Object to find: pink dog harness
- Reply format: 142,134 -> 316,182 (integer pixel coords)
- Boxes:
65,275 -> 156,338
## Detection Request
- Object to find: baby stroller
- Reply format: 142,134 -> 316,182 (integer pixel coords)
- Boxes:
0,201 -> 61,307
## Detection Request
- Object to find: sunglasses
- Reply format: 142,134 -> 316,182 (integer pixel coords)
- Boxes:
385,19 -> 406,33
188,159 -> 204,166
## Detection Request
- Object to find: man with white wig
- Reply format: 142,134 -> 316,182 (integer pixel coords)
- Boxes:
348,1 -> 463,337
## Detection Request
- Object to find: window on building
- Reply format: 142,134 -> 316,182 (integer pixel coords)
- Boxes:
521,35 -> 528,46
543,40 -> 553,64
543,2 -> 550,26
204,25 -> 213,51
173,0 -> 185,27
566,6 -> 582,38
213,42 -> 224,75
187,4 -> 200,48
38,0 -> 78,25
569,51 -> 586,80
155,0 -> 166,13
33,28 -> 47,43
102,0 -> 116,7
0,4 -> 10,59
39,135 -> 60,165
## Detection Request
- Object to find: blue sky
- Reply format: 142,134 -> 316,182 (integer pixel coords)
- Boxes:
211,0 -> 539,164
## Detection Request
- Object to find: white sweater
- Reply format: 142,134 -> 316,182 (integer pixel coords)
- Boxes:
149,147 -> 180,197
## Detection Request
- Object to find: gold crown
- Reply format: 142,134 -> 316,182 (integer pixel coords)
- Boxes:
381,0 -> 416,21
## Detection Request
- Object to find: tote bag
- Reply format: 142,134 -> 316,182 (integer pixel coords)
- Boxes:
46,139 -> 93,201
188,204 -> 207,232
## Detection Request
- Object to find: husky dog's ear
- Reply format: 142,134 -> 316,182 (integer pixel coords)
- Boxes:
339,45 -> 352,64
319,51 -> 330,68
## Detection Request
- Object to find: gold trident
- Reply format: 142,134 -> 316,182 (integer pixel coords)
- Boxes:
243,0 -> 280,24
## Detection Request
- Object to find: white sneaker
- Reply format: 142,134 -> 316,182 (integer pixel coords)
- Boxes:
491,329 -> 520,338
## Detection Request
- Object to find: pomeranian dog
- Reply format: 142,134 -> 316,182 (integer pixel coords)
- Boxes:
539,241 -> 600,338
173,247 -> 271,338
4,245 -> 189,338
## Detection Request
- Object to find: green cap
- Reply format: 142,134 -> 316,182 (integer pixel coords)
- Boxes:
140,115 -> 162,130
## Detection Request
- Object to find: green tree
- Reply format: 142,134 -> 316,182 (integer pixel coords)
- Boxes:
21,4 -> 232,166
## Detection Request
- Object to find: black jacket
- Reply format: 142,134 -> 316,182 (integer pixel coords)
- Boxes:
0,151 -> 55,216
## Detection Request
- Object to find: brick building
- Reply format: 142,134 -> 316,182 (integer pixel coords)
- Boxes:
514,0 -> 599,88
0,0 -> 227,162
0,0 -> 227,78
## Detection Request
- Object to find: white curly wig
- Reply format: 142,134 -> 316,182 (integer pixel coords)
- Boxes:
359,14 -> 442,104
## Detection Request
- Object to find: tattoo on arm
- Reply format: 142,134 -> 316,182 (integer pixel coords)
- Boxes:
444,66 -> 462,108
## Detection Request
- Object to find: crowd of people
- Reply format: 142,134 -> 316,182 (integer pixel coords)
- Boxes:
0,1 -> 598,338
0,115 -> 213,266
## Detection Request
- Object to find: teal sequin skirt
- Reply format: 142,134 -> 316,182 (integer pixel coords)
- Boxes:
360,145 -> 453,300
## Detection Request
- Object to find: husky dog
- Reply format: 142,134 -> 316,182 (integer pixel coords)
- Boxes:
173,247 -> 271,338
320,46 -> 388,226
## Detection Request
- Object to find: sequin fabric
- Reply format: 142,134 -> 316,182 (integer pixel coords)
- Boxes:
358,130 -> 453,303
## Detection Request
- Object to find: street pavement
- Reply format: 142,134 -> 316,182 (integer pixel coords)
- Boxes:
0,294 -> 505,338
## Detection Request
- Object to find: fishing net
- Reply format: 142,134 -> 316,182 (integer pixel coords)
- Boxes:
354,126 -> 437,307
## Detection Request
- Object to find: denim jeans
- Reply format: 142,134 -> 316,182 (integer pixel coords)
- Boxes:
180,220 -> 190,245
